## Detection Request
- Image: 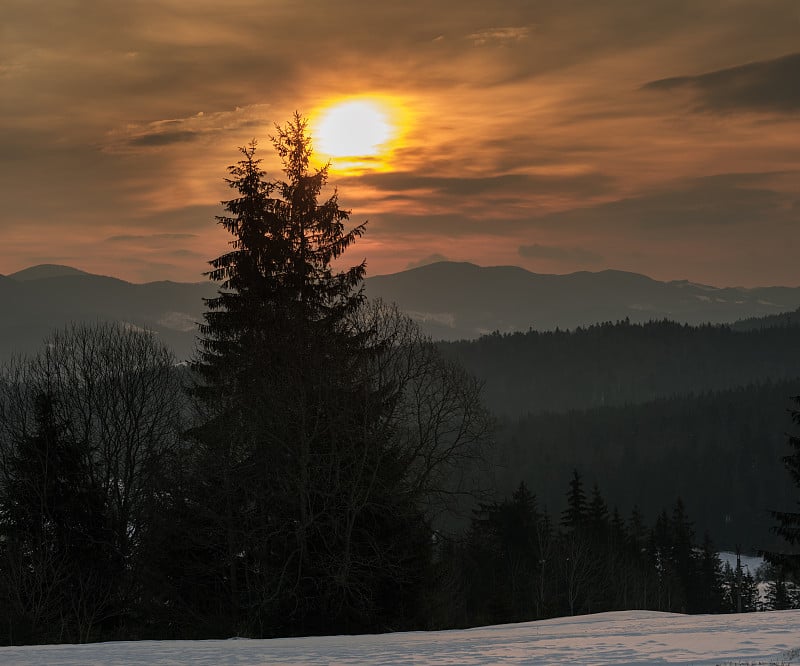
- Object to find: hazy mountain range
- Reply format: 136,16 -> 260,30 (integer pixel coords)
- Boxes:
2,261 -> 799,361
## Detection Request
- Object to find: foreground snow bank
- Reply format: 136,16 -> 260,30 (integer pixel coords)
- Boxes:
2,610 -> 800,666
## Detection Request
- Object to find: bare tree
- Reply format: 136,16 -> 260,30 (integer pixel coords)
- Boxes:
351,299 -> 493,518
0,322 -> 184,643
284,299 -> 491,629
299,299 -> 493,620
558,530 -> 596,616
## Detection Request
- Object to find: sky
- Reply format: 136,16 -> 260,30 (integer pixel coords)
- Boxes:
1,0 -> 799,287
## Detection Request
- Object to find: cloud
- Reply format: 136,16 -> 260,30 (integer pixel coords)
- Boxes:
129,130 -> 200,147
406,253 -> 450,269
158,311 -> 197,332
509,172 -> 800,285
528,172 -> 800,233
170,248 -> 205,258
405,311 -> 455,328
518,243 -> 603,264
467,27 -> 530,46
363,171 -> 792,242
368,213 -> 526,238
105,105 -> 272,157
106,233 -> 198,242
643,52 -> 800,113
356,171 -> 614,198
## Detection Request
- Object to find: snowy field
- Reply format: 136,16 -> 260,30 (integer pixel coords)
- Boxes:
2,610 -> 799,666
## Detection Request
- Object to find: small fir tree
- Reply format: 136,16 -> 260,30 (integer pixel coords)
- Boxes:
764,396 -> 800,575
561,469 -> 588,532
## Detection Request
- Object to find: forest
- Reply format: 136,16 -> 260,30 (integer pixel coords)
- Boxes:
0,118 -> 798,645
436,316 -> 800,552
440,319 -> 800,417
488,378 -> 800,551
437,475 -> 797,628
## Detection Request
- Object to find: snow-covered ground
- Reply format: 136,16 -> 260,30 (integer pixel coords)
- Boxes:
2,610 -> 799,665
719,551 -> 765,575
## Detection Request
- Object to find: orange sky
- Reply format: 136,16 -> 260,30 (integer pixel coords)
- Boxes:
1,1 -> 799,286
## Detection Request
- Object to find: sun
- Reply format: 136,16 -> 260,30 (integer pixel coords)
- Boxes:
312,98 -> 398,169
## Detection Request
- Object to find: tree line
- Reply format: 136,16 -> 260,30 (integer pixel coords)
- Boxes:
488,379 -> 800,551
440,319 -> 800,418
434,473 -> 800,629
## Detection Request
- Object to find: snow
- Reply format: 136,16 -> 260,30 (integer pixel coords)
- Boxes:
2,610 -> 800,665
719,551 -> 765,575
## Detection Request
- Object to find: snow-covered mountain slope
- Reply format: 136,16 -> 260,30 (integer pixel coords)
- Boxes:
2,610 -> 799,665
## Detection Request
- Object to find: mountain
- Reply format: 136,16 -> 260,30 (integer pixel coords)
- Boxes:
365,262 -> 800,340
733,306 -> 800,331
0,268 -> 215,361
2,261 -> 800,361
8,263 -> 91,281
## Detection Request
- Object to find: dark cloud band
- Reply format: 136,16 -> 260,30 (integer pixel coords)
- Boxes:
518,243 -> 603,263
644,52 -> 800,113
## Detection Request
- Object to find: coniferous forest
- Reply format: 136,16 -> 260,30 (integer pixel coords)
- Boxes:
0,118 -> 799,645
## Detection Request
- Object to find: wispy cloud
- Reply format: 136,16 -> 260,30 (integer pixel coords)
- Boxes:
644,52 -> 800,113
467,27 -> 530,46
129,130 -> 200,147
518,244 -> 603,264
106,233 -> 198,242
406,253 -> 450,269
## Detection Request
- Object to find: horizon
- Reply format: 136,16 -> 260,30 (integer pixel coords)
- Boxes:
5,259 -> 800,290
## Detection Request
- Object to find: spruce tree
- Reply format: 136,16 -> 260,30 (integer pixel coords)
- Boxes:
587,484 -> 609,538
184,115 -> 465,636
187,115 -> 378,633
766,574 -> 792,610
669,499 -> 696,612
561,469 -> 588,531
0,325 -> 183,643
197,117 -> 365,377
0,392 -> 112,643
696,533 -> 723,613
559,471 -> 595,615
764,396 -> 800,575
741,570 -> 760,612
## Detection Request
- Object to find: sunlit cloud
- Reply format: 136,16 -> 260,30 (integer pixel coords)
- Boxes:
467,27 -> 531,47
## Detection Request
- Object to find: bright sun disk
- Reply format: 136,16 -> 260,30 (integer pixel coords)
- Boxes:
314,100 -> 394,162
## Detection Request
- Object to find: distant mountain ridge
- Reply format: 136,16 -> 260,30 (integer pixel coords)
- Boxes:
367,261 -> 800,340
0,265 -> 216,362
2,261 -> 799,361
9,264 -> 92,281
732,306 -> 800,331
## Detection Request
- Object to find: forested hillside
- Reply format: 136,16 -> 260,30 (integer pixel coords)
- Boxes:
733,306 -> 800,331
489,379 -> 800,551
440,319 -> 800,417
436,317 -> 800,551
